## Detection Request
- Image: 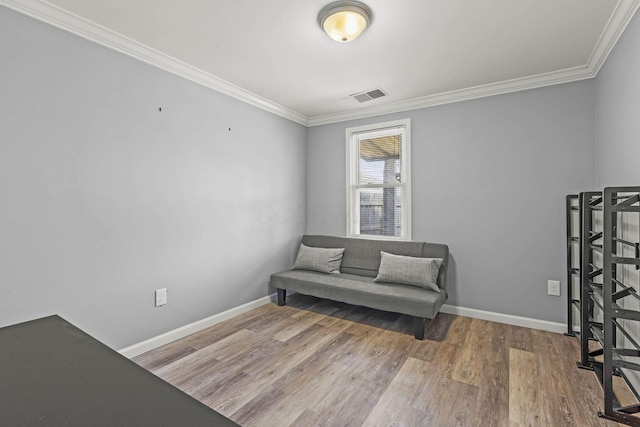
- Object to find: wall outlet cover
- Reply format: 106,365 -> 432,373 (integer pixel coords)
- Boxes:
155,288 -> 167,307
547,280 -> 561,296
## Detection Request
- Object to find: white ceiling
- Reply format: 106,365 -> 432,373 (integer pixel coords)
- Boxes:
3,0 -> 640,126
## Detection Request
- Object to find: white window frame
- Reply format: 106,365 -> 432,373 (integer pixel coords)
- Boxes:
345,118 -> 412,241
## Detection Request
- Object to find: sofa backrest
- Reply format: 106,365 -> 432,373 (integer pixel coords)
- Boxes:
301,235 -> 449,290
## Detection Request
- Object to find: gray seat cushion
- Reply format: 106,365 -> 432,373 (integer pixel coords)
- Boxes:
270,270 -> 447,319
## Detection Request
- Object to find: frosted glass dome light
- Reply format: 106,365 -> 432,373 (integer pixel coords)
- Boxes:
318,1 -> 372,43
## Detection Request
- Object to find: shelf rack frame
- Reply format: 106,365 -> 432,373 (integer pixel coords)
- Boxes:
566,194 -> 581,337
598,187 -> 640,426
578,191 -> 606,370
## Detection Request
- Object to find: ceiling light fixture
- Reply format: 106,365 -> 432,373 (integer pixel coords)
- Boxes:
318,1 -> 372,43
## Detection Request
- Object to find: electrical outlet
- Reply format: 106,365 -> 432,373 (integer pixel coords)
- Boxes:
155,288 -> 167,307
548,280 -> 561,296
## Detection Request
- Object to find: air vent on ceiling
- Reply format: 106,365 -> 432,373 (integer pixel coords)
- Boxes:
350,88 -> 387,103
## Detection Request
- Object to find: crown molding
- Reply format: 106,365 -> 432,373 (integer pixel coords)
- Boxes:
2,0 -> 639,128
586,0 -> 640,74
0,0 -> 309,126
307,64 -> 596,126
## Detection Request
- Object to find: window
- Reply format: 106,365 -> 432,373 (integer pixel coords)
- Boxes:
346,119 -> 411,240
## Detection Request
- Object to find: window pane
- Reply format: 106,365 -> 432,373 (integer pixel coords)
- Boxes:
359,187 -> 403,237
358,135 -> 402,185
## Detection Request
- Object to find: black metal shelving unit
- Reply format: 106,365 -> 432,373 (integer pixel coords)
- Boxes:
566,194 -> 581,337
578,191 -> 605,371
598,187 -> 640,426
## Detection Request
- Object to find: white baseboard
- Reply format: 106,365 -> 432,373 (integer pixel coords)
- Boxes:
440,304 -> 566,334
119,296 -> 566,358
118,295 -> 273,358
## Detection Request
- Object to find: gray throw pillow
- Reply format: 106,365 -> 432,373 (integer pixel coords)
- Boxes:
374,251 -> 442,292
292,243 -> 345,274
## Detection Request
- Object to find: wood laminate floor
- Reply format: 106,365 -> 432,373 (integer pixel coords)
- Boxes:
133,294 -> 632,426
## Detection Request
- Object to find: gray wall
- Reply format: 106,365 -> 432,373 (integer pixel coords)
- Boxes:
0,7 -> 306,349
595,12 -> 640,186
307,81 -> 596,323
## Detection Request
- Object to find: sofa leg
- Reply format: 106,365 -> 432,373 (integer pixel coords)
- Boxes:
277,289 -> 286,306
413,317 -> 425,340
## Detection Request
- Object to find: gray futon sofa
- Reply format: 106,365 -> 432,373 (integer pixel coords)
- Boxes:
270,235 -> 449,340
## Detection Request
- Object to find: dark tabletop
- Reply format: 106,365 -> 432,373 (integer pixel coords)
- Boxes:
0,315 -> 240,426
